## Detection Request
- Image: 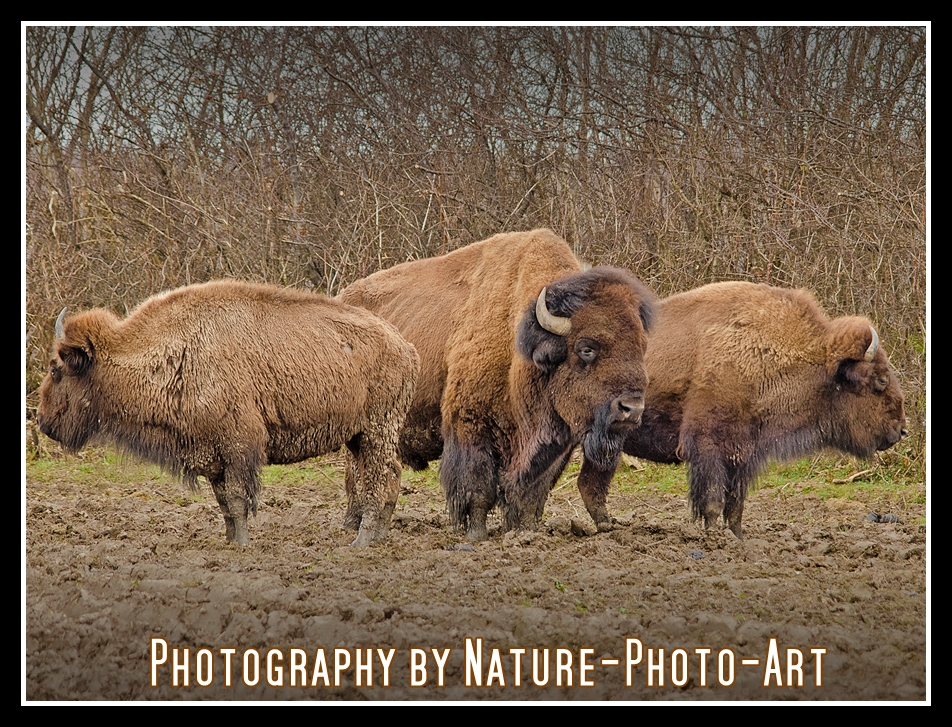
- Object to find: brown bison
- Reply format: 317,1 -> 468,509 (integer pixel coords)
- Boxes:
36,280 -> 419,548
576,281 -> 907,537
339,229 -> 657,541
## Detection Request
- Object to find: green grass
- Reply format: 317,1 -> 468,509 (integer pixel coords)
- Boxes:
25,448 -> 178,488
568,450 -> 924,507
26,444 -> 923,511
259,459 -> 345,489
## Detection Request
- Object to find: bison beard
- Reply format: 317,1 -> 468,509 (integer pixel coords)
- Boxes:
583,400 -> 629,471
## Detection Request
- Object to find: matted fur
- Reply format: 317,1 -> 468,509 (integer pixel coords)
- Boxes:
36,280 -> 419,548
577,281 -> 907,538
340,229 -> 656,540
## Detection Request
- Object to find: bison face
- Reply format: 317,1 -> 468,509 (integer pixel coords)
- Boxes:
825,320 -> 907,458
36,315 -> 103,452
517,267 -> 656,470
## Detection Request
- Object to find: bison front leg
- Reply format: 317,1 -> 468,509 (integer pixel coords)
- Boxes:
441,431 -> 498,542
209,469 -> 253,545
500,447 -> 574,532
576,453 -> 620,532
208,474 -> 237,542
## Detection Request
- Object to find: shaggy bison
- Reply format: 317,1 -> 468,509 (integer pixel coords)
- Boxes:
339,229 -> 656,540
36,280 -> 419,548
576,281 -> 907,537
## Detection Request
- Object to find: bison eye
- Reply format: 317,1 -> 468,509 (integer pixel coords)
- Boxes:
575,338 -> 600,364
49,362 -> 62,383
875,376 -> 890,392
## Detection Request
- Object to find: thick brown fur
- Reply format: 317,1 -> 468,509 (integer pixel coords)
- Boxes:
339,229 -> 656,540
577,281 -> 907,538
36,279 -> 419,548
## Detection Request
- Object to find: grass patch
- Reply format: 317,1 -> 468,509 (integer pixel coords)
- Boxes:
25,444 -> 923,513
580,451 -> 923,507
259,458 -> 346,489
25,445 -> 444,498
25,447 -> 178,488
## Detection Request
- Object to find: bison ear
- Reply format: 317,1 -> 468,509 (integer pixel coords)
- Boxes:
825,316 -> 876,377
639,296 -> 656,333
57,341 -> 94,376
516,305 -> 568,375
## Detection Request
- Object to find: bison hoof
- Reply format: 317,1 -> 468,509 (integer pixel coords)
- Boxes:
595,518 -> 615,533
350,530 -> 374,549
465,523 -> 489,542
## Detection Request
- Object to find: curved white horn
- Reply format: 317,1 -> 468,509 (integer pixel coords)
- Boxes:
865,326 -> 880,362
54,307 -> 67,341
536,287 -> 572,336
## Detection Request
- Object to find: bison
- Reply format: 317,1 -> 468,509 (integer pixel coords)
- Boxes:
339,229 -> 657,541
576,281 -> 907,538
35,279 -> 420,548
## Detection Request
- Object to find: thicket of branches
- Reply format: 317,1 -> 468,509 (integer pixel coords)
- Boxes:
25,26 -> 927,474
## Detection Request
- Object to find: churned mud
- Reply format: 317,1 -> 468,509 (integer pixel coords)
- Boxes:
24,450 -> 927,702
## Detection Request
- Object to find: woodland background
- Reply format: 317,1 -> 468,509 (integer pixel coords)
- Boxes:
24,26 -> 927,479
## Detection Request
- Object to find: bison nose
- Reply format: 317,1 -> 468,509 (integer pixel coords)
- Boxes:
38,420 -> 53,438
612,394 -> 645,422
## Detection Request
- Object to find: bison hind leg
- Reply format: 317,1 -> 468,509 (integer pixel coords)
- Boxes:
341,446 -> 362,532
345,432 -> 402,549
724,496 -> 745,539
723,461 -> 756,539
684,452 -> 727,534
687,458 -> 755,540
441,433 -> 498,542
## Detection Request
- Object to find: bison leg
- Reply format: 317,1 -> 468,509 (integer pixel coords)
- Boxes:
681,432 -> 728,534
341,448 -> 362,532
500,447 -> 574,532
441,432 -> 498,542
723,461 -> 755,539
208,474 -> 237,542
689,460 -> 753,539
576,453 -> 619,532
687,460 -> 727,534
724,492 -> 745,539
208,471 -> 252,545
347,431 -> 402,549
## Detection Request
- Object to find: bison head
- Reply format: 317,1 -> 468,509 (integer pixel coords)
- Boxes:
516,266 -> 656,469
824,316 -> 907,457
36,308 -> 116,452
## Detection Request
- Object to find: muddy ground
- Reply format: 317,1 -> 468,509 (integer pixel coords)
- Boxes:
24,448 -> 928,702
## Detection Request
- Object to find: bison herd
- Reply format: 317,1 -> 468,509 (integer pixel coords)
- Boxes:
36,229 -> 907,548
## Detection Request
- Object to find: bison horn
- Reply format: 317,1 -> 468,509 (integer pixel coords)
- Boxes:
865,325 -> 880,362
536,287 -> 572,336
54,307 -> 67,341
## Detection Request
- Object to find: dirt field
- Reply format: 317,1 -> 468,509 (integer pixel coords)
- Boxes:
24,448 -> 928,703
